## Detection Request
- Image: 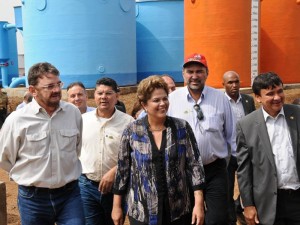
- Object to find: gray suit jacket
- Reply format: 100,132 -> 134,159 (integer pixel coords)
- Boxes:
236,104 -> 300,225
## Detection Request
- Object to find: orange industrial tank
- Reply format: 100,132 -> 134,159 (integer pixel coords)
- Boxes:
260,0 -> 300,84
185,0 -> 252,88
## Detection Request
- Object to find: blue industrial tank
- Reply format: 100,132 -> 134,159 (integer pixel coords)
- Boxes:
0,22 -> 9,61
22,0 -> 136,88
136,0 -> 184,82
0,21 -> 19,87
7,28 -> 19,83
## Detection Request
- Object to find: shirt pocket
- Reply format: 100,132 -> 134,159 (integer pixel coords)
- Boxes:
26,131 -> 48,156
202,115 -> 223,132
58,129 -> 79,152
104,130 -> 122,160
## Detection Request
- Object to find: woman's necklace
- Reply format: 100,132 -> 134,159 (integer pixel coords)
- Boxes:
149,125 -> 165,132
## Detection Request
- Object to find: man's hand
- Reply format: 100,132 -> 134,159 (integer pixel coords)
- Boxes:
99,166 -> 116,194
244,206 -> 259,225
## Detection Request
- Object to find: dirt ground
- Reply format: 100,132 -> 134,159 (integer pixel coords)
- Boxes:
0,87 -> 300,225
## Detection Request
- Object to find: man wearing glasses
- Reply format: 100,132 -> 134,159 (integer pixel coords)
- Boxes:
79,77 -> 134,225
168,53 -> 236,225
0,62 -> 85,224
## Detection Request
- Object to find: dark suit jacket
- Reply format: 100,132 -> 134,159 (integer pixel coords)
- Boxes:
236,104 -> 300,225
241,93 -> 256,115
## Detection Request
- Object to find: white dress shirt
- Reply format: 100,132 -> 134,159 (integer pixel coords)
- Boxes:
0,99 -> 83,188
80,108 -> 134,181
225,93 -> 245,122
225,93 -> 245,157
168,86 -> 236,165
263,108 -> 300,190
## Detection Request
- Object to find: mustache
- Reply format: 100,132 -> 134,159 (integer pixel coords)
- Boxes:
50,92 -> 61,97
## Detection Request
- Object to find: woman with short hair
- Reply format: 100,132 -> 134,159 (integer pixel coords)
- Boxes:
112,75 -> 205,225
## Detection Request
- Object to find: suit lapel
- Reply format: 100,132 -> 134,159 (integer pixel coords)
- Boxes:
284,105 -> 298,164
256,109 -> 276,169
242,95 -> 251,115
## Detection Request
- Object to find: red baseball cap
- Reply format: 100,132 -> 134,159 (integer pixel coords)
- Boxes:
183,53 -> 208,68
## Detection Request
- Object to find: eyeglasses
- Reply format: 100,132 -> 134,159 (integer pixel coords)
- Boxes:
193,104 -> 204,121
39,82 -> 64,91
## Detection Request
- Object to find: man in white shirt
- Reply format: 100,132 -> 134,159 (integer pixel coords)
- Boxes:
222,71 -> 256,225
0,62 -> 84,225
168,53 -> 236,225
79,77 -> 134,225
67,81 -> 96,114
236,72 -> 300,225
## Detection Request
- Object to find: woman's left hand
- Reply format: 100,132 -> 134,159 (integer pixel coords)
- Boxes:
191,190 -> 205,225
191,204 -> 205,225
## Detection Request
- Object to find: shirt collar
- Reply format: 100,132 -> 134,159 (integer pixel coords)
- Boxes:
262,107 -> 285,121
185,86 -> 207,103
224,92 -> 242,103
95,107 -> 118,120
31,98 -> 63,115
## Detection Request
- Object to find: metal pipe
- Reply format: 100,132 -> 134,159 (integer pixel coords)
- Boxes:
3,23 -> 16,30
0,63 -> 9,88
9,76 -> 26,88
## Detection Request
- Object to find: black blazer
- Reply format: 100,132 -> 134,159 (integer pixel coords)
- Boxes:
241,93 -> 256,115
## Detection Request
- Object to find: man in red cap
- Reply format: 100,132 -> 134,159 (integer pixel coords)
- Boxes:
168,53 -> 236,225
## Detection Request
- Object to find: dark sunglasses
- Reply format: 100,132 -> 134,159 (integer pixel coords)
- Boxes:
193,104 -> 204,121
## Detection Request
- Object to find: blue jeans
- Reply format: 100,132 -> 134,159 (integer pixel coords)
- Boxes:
18,180 -> 85,225
79,175 -> 114,225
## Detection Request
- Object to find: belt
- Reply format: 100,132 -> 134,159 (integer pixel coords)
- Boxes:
19,180 -> 78,193
277,188 -> 300,195
204,158 -> 226,170
81,174 -> 100,186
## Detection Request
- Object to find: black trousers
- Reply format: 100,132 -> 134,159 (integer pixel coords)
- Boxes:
227,155 -> 238,225
203,158 -> 229,225
273,188 -> 300,225
0,109 -> 7,129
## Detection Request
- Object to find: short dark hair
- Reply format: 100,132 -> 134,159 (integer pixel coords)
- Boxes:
252,72 -> 283,96
28,62 -> 59,86
27,95 -> 33,103
95,77 -> 119,93
67,81 -> 86,91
